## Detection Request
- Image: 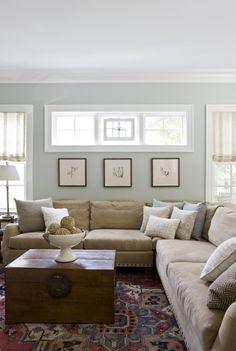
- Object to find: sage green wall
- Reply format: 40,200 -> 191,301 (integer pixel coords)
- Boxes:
0,83 -> 236,202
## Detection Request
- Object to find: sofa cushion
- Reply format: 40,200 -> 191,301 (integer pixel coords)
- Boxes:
90,201 -> 145,230
208,206 -> 236,246
9,232 -> 51,249
183,202 -> 207,240
156,239 -> 216,274
200,237 -> 236,282
15,198 -> 53,233
171,207 -> 197,240
84,229 -> 153,251
168,262 -> 224,351
140,206 -> 170,232
9,232 -> 85,250
53,199 -> 90,230
207,262 -> 236,310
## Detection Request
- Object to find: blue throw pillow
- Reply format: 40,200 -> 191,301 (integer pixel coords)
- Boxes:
183,202 -> 207,240
153,199 -> 184,217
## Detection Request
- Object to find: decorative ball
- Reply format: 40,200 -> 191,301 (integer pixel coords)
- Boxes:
55,227 -> 71,235
60,216 -> 75,230
48,223 -> 61,234
70,227 -> 82,234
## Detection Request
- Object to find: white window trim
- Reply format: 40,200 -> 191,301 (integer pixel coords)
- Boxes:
205,104 -> 236,202
45,104 -> 194,152
0,104 -> 33,200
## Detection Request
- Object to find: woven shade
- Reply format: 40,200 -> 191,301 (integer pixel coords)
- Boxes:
213,111 -> 236,162
0,112 -> 26,161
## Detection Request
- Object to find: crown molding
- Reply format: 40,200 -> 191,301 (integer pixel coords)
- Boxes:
0,70 -> 236,83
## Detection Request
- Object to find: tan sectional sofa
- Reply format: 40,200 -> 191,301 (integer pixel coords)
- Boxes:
156,232 -> 236,351
2,199 -> 154,267
2,199 -> 236,351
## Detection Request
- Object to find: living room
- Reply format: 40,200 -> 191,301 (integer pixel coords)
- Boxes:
0,1 -> 236,351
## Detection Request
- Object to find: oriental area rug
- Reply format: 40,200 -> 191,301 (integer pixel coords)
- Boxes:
0,268 -> 187,351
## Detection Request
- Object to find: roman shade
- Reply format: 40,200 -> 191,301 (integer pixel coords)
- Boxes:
0,112 -> 26,161
213,111 -> 236,162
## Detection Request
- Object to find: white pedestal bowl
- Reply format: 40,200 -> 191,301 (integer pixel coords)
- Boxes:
44,233 -> 84,262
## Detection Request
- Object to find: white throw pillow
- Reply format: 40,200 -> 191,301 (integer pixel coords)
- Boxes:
171,207 -> 197,240
140,206 -> 170,232
144,216 -> 180,239
200,237 -> 236,282
41,207 -> 69,230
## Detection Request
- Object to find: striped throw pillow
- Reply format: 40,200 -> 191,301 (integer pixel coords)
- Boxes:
200,237 -> 236,282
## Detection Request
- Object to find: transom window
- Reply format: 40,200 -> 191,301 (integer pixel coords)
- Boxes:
144,114 -> 186,145
45,105 -> 194,152
52,112 -> 95,145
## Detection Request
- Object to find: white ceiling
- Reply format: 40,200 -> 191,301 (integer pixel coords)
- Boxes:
0,0 -> 236,82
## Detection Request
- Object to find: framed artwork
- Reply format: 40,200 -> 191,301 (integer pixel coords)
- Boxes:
104,158 -> 132,187
58,158 -> 87,187
151,158 -> 180,187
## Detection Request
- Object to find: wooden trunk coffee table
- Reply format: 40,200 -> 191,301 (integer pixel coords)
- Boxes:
5,249 -> 116,324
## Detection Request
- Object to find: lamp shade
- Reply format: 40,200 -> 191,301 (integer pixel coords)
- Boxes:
0,165 -> 20,181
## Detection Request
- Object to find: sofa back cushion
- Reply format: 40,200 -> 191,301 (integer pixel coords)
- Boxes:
53,199 -> 90,230
90,200 -> 145,230
208,206 -> 236,246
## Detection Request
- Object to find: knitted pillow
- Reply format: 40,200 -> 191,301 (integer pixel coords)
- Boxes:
207,262 -> 236,310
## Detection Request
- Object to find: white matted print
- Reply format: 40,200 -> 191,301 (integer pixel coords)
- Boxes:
58,158 -> 87,187
104,158 -> 132,187
151,158 -> 180,187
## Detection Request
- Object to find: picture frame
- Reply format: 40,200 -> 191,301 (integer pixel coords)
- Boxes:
151,158 -> 180,187
58,158 -> 87,187
103,158 -> 132,187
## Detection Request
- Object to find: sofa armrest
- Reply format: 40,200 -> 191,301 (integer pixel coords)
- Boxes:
2,223 -> 20,250
212,302 -> 236,351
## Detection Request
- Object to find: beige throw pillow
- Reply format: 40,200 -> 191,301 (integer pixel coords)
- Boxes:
208,207 -> 236,246
140,206 -> 170,232
171,207 -> 197,240
200,237 -> 236,282
144,216 -> 180,239
15,198 -> 53,232
41,207 -> 69,230
207,262 -> 236,310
